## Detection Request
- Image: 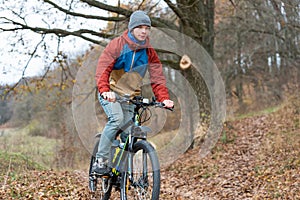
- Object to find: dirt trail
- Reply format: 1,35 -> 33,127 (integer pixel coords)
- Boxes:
160,98 -> 300,199
1,97 -> 299,199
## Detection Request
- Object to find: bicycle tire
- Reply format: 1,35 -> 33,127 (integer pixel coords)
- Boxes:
89,138 -> 113,200
120,140 -> 160,200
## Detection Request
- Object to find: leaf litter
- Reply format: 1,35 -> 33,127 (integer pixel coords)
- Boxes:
0,96 -> 299,199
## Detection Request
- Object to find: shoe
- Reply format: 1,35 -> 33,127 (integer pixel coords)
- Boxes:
92,157 -> 109,175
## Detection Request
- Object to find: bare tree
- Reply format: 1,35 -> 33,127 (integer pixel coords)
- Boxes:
0,0 -> 216,123
215,0 -> 299,113
0,1 -> 214,70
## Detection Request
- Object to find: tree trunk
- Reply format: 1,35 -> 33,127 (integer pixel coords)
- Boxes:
175,0 -> 215,135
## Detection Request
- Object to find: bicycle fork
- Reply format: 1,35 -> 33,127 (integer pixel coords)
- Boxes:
127,148 -> 149,187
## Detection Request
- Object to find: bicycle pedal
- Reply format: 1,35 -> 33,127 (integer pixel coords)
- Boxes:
90,172 -> 106,178
89,172 -> 97,177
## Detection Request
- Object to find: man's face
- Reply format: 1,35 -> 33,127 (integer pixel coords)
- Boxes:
132,25 -> 151,42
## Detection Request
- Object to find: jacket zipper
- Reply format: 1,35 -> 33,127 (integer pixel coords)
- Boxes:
130,50 -> 136,71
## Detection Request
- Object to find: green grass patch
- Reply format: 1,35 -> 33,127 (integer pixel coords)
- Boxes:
220,130 -> 235,144
0,151 -> 45,175
0,126 -> 59,169
234,104 -> 282,120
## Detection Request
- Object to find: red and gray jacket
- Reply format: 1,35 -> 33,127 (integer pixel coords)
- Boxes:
95,30 -> 169,102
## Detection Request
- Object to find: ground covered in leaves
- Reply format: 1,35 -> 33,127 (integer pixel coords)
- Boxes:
1,96 -> 299,199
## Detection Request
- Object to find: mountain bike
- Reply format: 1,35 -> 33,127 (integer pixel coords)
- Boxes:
88,95 -> 173,200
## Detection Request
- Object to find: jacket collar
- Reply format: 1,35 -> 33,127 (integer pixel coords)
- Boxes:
121,30 -> 150,50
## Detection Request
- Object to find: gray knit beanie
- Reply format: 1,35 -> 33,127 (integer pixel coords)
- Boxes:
128,10 -> 151,32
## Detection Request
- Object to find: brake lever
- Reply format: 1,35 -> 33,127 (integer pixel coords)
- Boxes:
156,102 -> 174,111
164,105 -> 174,112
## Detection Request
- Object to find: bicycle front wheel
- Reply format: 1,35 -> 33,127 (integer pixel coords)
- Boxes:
121,140 -> 160,200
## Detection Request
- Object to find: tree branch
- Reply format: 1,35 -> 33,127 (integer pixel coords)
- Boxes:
0,17 -> 112,45
229,0 -> 236,8
43,0 -> 126,22
80,0 -> 132,16
248,28 -> 285,42
21,34 -> 46,78
163,0 -> 184,19
151,17 -> 179,30
79,0 -> 177,30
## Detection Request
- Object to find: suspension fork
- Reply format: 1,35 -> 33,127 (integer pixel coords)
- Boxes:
127,135 -> 135,183
126,109 -> 142,184
127,139 -> 149,186
127,152 -> 133,182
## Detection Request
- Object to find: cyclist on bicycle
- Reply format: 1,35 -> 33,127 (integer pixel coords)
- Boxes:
93,10 -> 174,175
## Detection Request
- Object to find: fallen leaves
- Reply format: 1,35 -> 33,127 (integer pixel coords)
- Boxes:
0,96 -> 299,199
160,96 -> 300,199
0,170 -> 91,200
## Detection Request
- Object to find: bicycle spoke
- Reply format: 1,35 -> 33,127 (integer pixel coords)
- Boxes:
127,151 -> 154,200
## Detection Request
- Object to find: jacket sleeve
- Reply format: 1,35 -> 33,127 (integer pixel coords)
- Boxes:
147,47 -> 170,102
95,39 -> 120,93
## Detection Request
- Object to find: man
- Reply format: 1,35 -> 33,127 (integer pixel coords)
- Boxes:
93,10 -> 174,174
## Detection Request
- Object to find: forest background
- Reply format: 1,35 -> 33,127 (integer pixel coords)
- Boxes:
0,0 -> 299,198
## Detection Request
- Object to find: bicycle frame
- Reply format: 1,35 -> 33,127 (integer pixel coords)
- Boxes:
109,101 -> 151,179
90,95 -> 171,199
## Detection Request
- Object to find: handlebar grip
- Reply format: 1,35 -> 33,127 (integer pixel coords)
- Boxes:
166,106 -> 174,111
161,103 -> 174,111
99,93 -> 107,100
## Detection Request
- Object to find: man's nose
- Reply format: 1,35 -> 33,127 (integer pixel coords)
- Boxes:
141,28 -> 148,33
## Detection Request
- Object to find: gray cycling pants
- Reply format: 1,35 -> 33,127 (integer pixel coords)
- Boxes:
96,92 -> 134,160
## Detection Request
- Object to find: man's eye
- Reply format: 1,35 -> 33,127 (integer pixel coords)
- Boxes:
137,25 -> 150,30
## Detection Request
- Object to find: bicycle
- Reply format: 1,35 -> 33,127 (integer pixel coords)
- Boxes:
88,95 -> 173,200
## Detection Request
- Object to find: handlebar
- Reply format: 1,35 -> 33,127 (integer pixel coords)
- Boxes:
115,94 -> 174,111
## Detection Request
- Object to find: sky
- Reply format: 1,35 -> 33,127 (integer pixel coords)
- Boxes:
0,0 -> 171,85
0,0 -> 120,85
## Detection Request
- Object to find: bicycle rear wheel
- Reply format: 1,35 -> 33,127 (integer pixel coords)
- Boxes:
121,140 -> 160,200
89,138 -> 112,200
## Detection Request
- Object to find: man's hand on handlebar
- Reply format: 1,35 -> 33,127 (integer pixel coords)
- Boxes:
102,91 -> 116,102
162,99 -> 174,108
